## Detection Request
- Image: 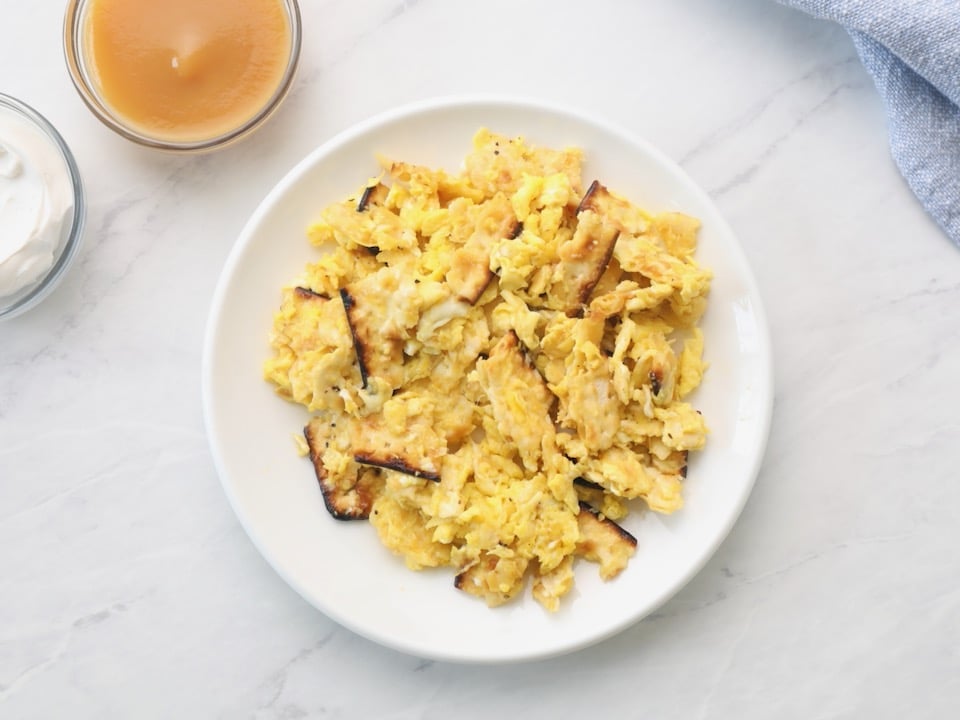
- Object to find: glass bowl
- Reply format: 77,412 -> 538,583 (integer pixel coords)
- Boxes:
0,93 -> 86,321
63,0 -> 302,153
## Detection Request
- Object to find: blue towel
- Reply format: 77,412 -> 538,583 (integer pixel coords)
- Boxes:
779,0 -> 960,246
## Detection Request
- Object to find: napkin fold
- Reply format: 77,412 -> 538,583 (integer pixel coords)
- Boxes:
778,0 -> 960,246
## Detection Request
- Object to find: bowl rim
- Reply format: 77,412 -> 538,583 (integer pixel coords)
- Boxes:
0,93 -> 86,321
62,0 -> 302,153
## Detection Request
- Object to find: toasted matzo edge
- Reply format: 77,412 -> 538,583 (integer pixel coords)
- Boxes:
338,287 -> 370,387
480,329 -> 543,396
293,286 -> 328,301
356,182 -> 388,213
486,328 -> 545,386
356,183 -> 390,256
448,218 -> 521,304
354,452 -> 440,482
573,476 -> 604,491
475,330 -> 555,474
556,181 -> 621,312
304,418 -> 379,520
349,409 -> 443,482
575,501 -> 637,580
575,179 -> 603,215
338,286 -> 402,389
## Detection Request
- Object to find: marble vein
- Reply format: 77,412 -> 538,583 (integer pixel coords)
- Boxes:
0,633 -> 71,701
314,0 -> 427,73
694,604 -> 760,720
679,54 -> 860,167
256,631 -> 338,715
709,80 -> 860,198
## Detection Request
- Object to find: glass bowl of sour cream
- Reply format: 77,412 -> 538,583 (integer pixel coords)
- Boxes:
0,94 -> 85,321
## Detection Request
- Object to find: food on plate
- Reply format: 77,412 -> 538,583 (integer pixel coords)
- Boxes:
263,129 -> 712,610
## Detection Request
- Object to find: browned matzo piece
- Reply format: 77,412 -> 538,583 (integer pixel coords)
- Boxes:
349,400 -> 445,481
553,182 -> 620,312
304,418 -> 381,520
447,198 -> 519,304
338,283 -> 404,390
446,218 -> 520,304
474,330 -> 555,472
578,179 -> 652,236
575,501 -> 637,580
262,285 -> 364,413
293,286 -> 326,300
551,312 -> 622,453
356,182 -> 388,212
339,288 -> 372,387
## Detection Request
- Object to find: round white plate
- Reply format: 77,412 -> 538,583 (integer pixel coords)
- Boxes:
202,96 -> 773,663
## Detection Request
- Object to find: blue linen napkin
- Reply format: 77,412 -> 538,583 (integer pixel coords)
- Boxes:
778,0 -> 960,246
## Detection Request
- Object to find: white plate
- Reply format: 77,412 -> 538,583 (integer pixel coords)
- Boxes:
202,96 -> 773,663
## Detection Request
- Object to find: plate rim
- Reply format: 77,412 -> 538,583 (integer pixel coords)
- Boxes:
201,94 -> 775,663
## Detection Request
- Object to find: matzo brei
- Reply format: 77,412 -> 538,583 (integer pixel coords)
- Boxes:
263,129 -> 712,611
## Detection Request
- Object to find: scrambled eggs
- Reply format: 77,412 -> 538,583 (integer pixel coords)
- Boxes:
264,129 -> 712,611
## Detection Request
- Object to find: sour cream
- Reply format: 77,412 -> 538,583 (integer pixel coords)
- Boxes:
0,103 -> 75,298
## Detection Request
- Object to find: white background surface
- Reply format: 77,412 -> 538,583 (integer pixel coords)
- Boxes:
2,0 -> 958,717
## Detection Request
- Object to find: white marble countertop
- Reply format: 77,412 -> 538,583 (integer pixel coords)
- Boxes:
2,0 -> 958,717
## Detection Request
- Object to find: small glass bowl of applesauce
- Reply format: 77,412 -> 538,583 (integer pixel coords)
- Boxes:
64,0 -> 301,152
